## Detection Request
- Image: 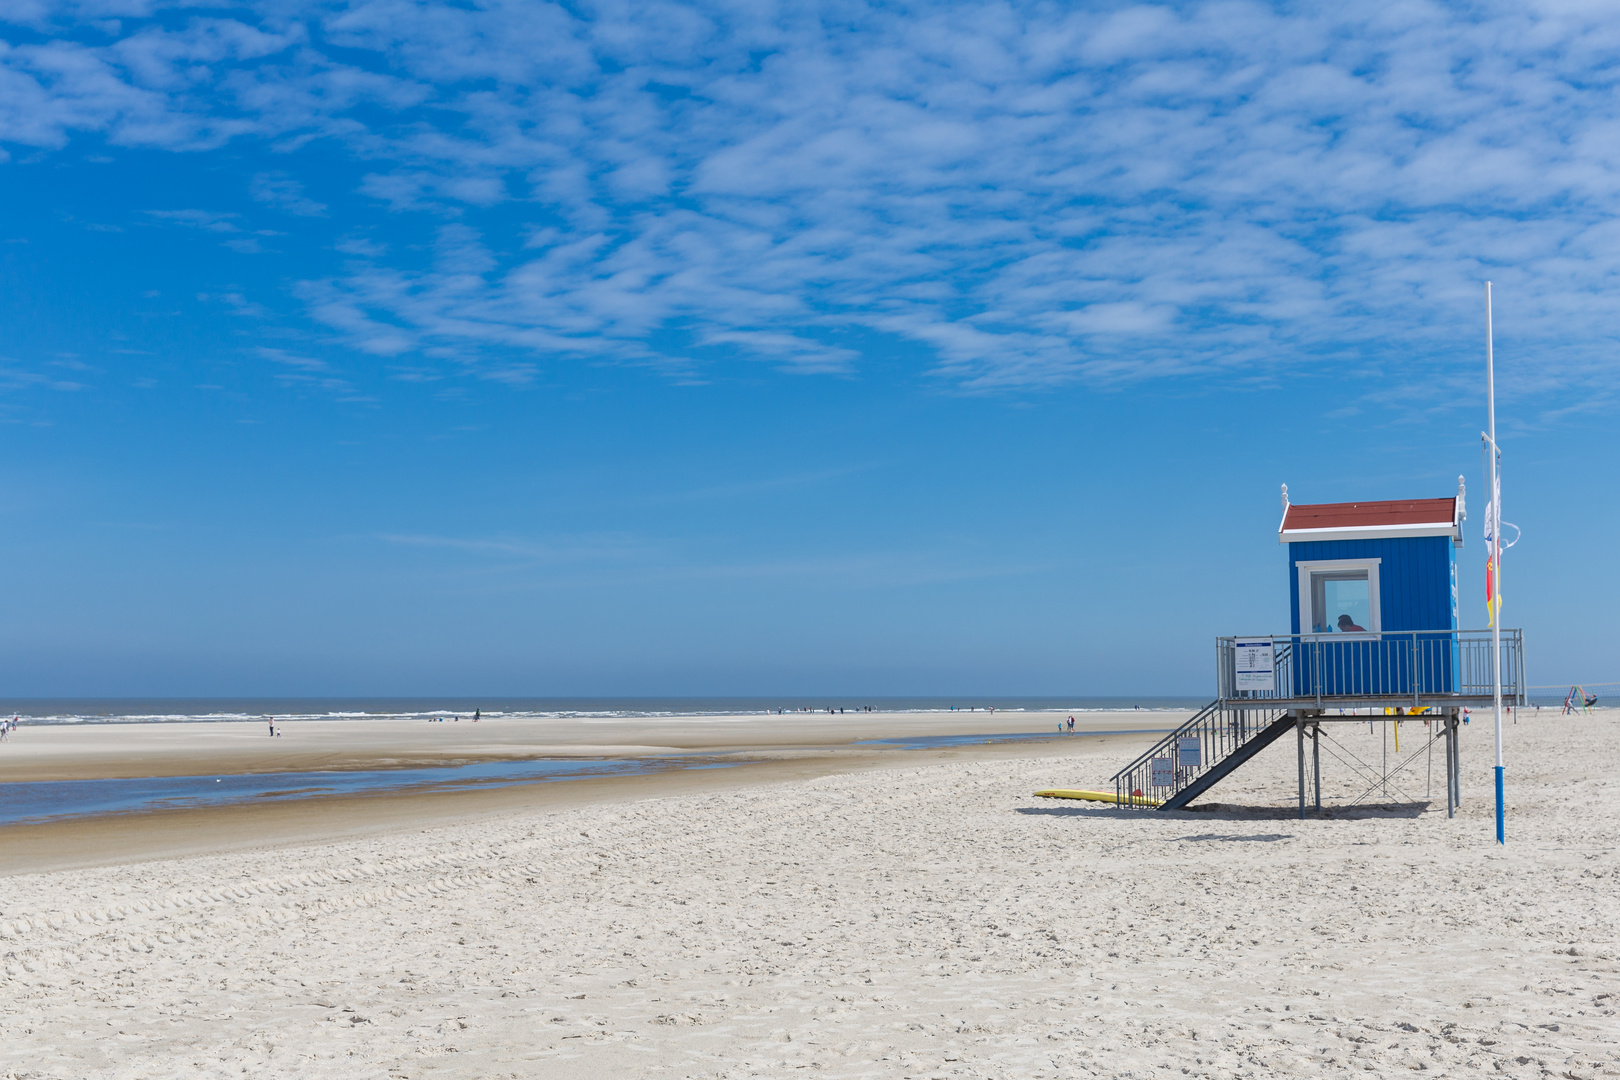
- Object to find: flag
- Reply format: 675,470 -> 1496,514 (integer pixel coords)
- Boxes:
1484,492 -> 1504,626
1486,551 -> 1497,626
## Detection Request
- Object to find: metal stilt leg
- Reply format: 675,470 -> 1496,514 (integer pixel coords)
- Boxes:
1453,712 -> 1463,810
1446,711 -> 1460,818
1447,712 -> 1456,818
1312,722 -> 1322,811
1296,711 -> 1306,820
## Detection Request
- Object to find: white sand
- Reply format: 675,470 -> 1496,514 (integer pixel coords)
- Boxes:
2,714 -> 1616,1079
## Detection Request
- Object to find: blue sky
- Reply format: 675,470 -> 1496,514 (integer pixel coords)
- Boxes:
1,0 -> 1615,696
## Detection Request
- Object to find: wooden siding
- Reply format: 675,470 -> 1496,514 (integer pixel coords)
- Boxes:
1286,536 -> 1460,696
1288,536 -> 1458,634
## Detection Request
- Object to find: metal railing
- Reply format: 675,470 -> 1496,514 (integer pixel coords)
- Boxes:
1108,628 -> 1525,811
1216,629 -> 1524,706
1111,700 -> 1288,809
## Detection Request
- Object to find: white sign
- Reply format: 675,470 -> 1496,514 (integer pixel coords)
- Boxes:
1177,736 -> 1201,768
1233,639 -> 1275,691
1150,758 -> 1175,787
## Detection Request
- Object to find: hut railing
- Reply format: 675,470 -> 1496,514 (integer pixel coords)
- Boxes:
1215,629 -> 1524,706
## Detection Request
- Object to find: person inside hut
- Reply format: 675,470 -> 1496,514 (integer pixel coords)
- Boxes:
1336,613 -> 1367,633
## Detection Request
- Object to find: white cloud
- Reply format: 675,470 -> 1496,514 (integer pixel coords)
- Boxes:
4,1 -> 1620,399
256,345 -> 372,400
250,171 -> 325,215
200,290 -> 268,316
701,330 -> 858,374
147,208 -> 239,231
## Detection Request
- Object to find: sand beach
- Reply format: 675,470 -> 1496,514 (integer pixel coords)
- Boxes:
1,711 -> 1615,1079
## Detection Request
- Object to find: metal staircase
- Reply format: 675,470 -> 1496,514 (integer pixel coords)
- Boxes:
1112,700 -> 1294,810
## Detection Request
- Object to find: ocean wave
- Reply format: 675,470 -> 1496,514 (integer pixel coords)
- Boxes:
0,699 -> 1204,726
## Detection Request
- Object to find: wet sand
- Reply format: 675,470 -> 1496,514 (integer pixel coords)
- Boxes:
0,709 -> 1178,782
0,711 -> 1178,875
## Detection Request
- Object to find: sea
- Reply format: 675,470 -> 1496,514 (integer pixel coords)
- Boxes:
0,696 -> 1207,726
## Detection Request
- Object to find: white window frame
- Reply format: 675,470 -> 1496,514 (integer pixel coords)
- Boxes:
1297,558 -> 1381,636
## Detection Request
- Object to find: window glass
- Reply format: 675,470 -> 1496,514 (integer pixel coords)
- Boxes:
1310,571 -> 1371,633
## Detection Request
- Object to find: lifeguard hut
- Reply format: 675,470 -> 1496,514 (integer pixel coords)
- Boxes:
1111,479 -> 1526,817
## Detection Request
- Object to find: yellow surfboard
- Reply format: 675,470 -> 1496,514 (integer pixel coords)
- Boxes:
1034,788 -> 1161,807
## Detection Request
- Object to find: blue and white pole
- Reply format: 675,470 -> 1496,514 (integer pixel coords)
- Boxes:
1486,281 -> 1505,846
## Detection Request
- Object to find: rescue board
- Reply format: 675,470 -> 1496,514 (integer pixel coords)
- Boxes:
1033,788 -> 1161,807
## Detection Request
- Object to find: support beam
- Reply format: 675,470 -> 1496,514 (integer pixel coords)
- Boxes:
1453,711 -> 1463,811
1445,712 -> 1458,816
1312,722 -> 1322,811
1296,711 -> 1306,820
1446,709 -> 1460,818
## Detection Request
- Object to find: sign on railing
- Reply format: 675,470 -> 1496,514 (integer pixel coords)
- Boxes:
1233,640 -> 1275,691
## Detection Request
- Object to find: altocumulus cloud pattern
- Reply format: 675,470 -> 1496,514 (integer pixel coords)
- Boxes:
3,1 -> 1618,395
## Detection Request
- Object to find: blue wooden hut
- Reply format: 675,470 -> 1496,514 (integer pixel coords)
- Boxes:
1094,477 -> 1525,818
1278,482 -> 1465,697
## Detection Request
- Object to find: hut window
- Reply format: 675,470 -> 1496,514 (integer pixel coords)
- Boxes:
1297,558 -> 1381,634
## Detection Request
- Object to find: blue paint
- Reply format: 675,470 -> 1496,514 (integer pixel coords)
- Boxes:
1495,765 -> 1505,844
1288,535 -> 1461,696
1287,536 -> 1458,634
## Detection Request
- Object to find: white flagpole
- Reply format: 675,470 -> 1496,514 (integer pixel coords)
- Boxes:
1486,282 -> 1504,845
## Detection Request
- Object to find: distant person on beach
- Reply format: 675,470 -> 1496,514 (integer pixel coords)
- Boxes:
474,709 -> 481,721
1067,716 -> 1075,733
267,717 -> 275,737
1337,614 -> 1367,632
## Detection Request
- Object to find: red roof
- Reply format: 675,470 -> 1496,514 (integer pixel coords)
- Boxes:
1281,497 -> 1457,532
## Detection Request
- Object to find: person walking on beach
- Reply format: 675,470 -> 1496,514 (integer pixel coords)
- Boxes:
267,716 -> 276,738
1067,715 -> 1075,733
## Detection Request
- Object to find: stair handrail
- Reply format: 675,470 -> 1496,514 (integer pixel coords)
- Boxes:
1110,699 -> 1221,783
1111,699 -> 1290,808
